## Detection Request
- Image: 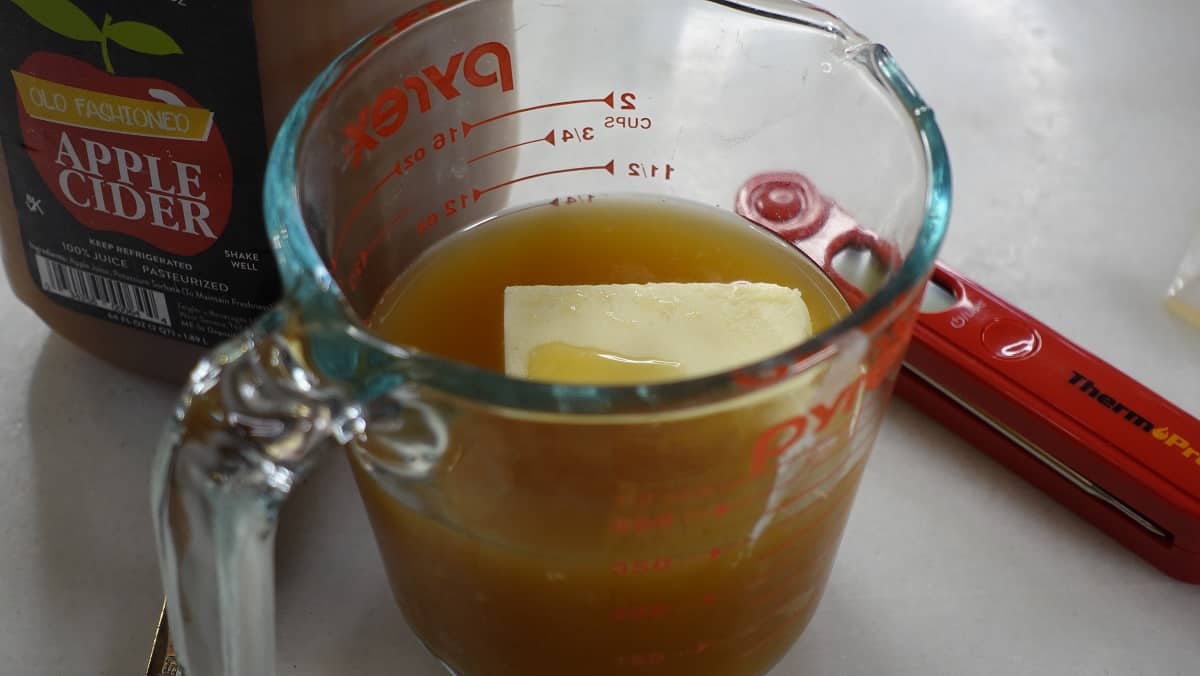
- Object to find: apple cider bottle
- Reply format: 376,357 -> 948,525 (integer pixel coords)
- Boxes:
0,0 -> 414,382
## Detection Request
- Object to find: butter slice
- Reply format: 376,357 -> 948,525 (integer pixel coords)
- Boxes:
504,283 -> 812,384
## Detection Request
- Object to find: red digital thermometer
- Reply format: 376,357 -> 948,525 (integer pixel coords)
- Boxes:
738,173 -> 1200,583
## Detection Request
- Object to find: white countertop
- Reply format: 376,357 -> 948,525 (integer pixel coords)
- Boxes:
2,1 -> 1199,675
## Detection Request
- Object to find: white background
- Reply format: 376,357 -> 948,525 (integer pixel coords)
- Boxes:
1,0 -> 1198,674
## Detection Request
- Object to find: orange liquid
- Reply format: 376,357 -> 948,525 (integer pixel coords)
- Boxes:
355,196 -> 862,676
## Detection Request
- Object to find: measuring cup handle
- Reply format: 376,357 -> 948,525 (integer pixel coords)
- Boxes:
150,306 -> 360,676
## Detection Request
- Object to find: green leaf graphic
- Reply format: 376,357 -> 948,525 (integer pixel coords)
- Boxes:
10,0 -> 102,42
105,21 -> 183,56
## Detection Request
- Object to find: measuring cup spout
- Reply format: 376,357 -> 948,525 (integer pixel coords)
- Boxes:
150,306 -> 366,676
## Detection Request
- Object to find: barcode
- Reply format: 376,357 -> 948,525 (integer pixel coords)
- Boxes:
35,254 -> 171,327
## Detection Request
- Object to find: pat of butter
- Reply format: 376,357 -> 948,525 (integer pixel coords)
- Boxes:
504,283 -> 812,384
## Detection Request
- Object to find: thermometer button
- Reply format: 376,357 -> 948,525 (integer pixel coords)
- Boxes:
981,318 -> 1043,361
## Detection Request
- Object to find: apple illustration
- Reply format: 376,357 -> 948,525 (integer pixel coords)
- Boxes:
10,0 -> 232,257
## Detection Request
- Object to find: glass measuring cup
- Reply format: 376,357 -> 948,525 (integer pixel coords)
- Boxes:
150,1 -> 951,675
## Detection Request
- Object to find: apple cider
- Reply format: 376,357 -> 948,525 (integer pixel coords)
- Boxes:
0,0 -> 421,381
353,196 -> 866,676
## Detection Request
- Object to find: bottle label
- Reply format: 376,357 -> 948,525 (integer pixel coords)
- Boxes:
0,0 -> 279,347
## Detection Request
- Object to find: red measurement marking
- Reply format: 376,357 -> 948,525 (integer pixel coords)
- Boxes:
611,512 -> 679,535
472,160 -> 614,201
415,212 -> 438,234
549,194 -> 595,206
332,163 -> 402,269
346,207 -> 409,291
341,40 -> 514,168
613,603 -> 670,622
467,129 -> 556,164
363,208 -> 410,258
611,556 -> 673,576
627,162 -> 675,180
610,471 -> 779,513
612,488 -> 762,532
673,539 -> 744,567
461,92 -> 615,136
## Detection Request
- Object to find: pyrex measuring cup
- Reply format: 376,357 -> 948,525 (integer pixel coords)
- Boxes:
151,1 -> 951,675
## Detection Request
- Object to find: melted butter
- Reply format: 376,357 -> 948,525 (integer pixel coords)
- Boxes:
526,342 -> 684,384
